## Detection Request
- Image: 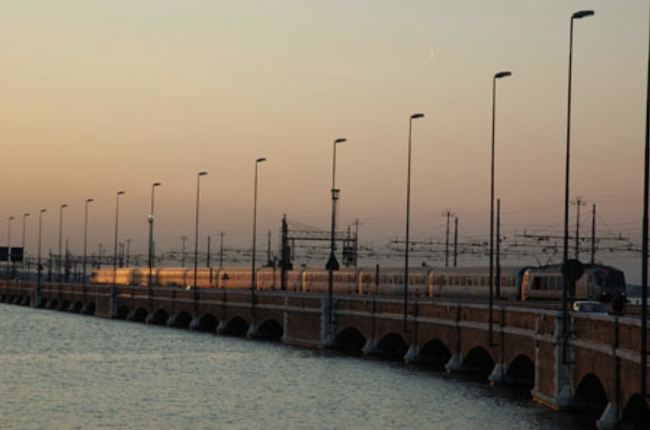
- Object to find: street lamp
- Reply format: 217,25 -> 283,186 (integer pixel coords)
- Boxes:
113,191 -> 125,288
251,158 -> 266,318
489,70 -> 512,346
37,209 -> 46,292
327,138 -> 346,337
7,216 -> 14,280
58,204 -> 67,283
193,172 -> 208,293
641,1 -> 650,399
403,113 -> 424,331
21,213 -> 30,280
148,182 -> 161,292
82,198 -> 94,289
562,9 -> 594,362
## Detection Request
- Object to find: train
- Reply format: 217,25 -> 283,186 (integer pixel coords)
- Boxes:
91,263 -> 627,303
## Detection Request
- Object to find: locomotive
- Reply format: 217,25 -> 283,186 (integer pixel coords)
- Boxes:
91,263 -> 626,303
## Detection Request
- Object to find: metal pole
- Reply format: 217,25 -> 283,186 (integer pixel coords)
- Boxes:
219,231 -> 224,269
444,210 -> 450,267
591,204 -> 596,265
328,138 -> 346,337
563,10 -> 594,363
641,0 -> 650,399
496,199 -> 501,298
21,213 -> 29,280
251,158 -> 266,319
113,191 -> 125,301
489,71 -> 511,346
453,217 -> 458,268
82,199 -> 93,290
194,172 -> 207,294
58,205 -> 67,283
404,114 -> 423,331
7,216 -> 14,280
148,182 -> 161,293
37,209 -> 46,293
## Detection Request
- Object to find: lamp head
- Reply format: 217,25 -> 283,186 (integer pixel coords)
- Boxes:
572,10 -> 595,19
410,113 -> 425,120
198,171 -> 208,177
40,209 -> 46,214
153,182 -> 162,188
495,71 -> 512,79
256,157 -> 267,163
117,191 -> 125,196
86,198 -> 94,204
334,138 -> 346,144
61,204 -> 68,209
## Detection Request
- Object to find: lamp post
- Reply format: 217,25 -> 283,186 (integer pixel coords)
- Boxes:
403,113 -> 424,331
193,172 -> 208,296
7,216 -> 14,280
327,138 -> 346,339
21,213 -> 30,280
37,209 -> 46,293
641,0 -> 650,399
562,10 -> 594,362
58,204 -> 67,283
489,70 -> 512,346
148,182 -> 161,293
82,198 -> 93,289
113,191 -> 125,284
251,158 -> 266,320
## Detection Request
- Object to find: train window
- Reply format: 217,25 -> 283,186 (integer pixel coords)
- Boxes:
532,277 -> 541,290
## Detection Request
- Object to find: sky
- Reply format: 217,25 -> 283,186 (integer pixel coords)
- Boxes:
1,1 -> 649,280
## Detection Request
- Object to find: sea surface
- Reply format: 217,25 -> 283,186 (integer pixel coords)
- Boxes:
0,304 -> 596,430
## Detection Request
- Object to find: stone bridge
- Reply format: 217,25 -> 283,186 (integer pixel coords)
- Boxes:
1,281 -> 648,429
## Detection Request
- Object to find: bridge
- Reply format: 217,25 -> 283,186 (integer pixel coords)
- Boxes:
1,281 -> 648,429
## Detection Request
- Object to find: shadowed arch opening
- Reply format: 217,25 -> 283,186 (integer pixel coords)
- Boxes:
223,317 -> 249,337
83,302 -> 96,316
70,301 -> 83,313
47,299 -> 59,310
149,309 -> 169,325
376,333 -> 409,360
620,394 -> 650,430
462,347 -> 495,376
0,295 -> 6,302
172,311 -> 193,329
196,313 -> 219,332
115,306 -> 129,320
37,297 -> 47,309
132,307 -> 149,323
573,374 -> 608,421
22,297 -> 30,306
257,319 -> 283,341
60,299 -> 71,311
334,328 -> 367,353
505,355 -> 535,388
419,339 -> 452,369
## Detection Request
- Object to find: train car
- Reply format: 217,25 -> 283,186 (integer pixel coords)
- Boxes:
428,266 -> 526,300
358,267 -> 431,296
184,268 -> 217,289
302,268 -> 360,294
217,267 -> 253,290
255,268 -> 304,292
521,264 -> 626,302
131,267 -> 156,286
157,268 -> 190,288
90,268 -> 135,285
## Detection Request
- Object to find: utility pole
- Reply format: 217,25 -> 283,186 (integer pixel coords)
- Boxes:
453,217 -> 458,267
496,199 -> 501,298
267,230 -> 272,266
207,235 -> 211,268
181,235 -> 187,268
126,239 -> 131,267
591,204 -> 596,264
572,196 -> 587,260
219,231 -> 225,269
353,219 -> 360,267
442,210 -> 454,267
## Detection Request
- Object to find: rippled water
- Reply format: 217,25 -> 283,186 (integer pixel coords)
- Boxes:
0,304 -> 594,430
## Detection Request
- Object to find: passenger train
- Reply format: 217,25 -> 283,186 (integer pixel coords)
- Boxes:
91,263 -> 627,303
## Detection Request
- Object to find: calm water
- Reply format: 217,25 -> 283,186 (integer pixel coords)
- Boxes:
0,304 -> 595,430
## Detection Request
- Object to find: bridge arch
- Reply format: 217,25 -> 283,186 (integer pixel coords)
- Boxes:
334,327 -> 367,353
47,298 -> 59,310
60,299 -> 71,311
83,302 -> 96,316
149,309 -> 170,325
573,373 -> 608,421
70,301 -> 83,313
419,338 -> 452,368
195,313 -> 219,332
115,305 -> 130,320
620,393 -> 650,429
376,333 -> 409,359
505,354 -> 535,388
462,347 -> 495,376
132,307 -> 149,323
170,311 -> 193,329
256,319 -> 283,341
222,316 -> 249,337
